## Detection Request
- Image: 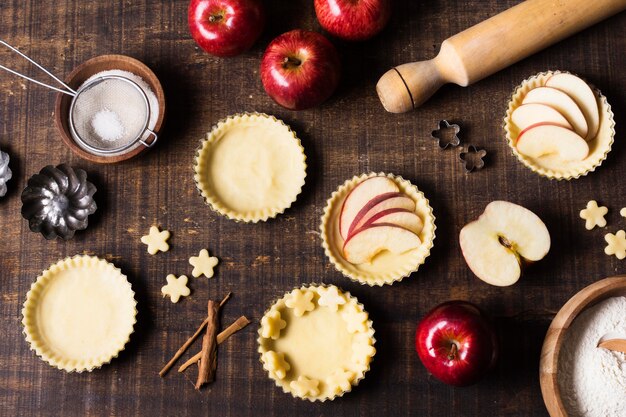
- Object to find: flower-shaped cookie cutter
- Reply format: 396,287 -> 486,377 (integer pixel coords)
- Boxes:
0,149 -> 12,197
21,164 -> 97,240
431,120 -> 461,149
459,145 -> 487,173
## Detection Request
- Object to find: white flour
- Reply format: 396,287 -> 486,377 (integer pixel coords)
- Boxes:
558,296 -> 626,417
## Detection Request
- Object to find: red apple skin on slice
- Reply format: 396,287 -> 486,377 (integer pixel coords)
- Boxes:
364,208 -> 423,236
343,223 -> 421,264
516,123 -> 589,161
339,177 -> 399,239
347,194 -> 415,238
511,103 -> 572,132
522,87 -> 588,138
546,73 -> 599,140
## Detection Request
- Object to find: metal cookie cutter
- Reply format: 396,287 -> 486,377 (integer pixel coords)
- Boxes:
459,145 -> 487,173
431,120 -> 461,149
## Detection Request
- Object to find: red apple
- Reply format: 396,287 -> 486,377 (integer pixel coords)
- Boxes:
188,0 -> 265,57
314,0 -> 392,41
415,301 -> 498,386
260,30 -> 341,110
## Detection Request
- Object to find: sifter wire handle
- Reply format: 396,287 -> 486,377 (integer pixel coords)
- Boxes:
0,39 -> 77,96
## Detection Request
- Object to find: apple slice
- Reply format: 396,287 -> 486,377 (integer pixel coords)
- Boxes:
546,73 -> 599,140
343,223 -> 421,264
365,208 -> 423,235
511,103 -> 572,131
347,194 -> 415,238
339,177 -> 399,239
516,123 -> 589,161
522,87 -> 588,138
459,201 -> 550,287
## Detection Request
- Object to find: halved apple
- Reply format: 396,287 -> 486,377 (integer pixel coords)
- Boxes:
339,176 -> 399,239
365,208 -> 423,235
546,73 -> 599,140
516,123 -> 589,161
459,201 -> 550,286
343,223 -> 421,264
522,87 -> 588,138
347,194 -> 415,238
511,103 -> 572,131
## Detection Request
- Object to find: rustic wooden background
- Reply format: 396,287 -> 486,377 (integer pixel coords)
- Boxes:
0,0 -> 624,415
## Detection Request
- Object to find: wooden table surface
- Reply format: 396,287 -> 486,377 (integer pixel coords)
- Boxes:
1,1 -> 625,416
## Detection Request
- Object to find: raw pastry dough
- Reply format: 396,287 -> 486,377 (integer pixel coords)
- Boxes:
621,208 -> 626,218
580,200 -> 608,230
604,230 -> 626,260
189,249 -> 219,278
258,285 -> 375,402
141,226 -> 170,254
161,274 -> 191,303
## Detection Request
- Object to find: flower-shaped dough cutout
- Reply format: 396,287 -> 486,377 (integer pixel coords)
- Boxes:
141,226 -> 170,254
161,274 -> 191,303
289,376 -> 320,398
351,342 -> 376,364
459,145 -> 487,172
341,307 -> 368,334
604,230 -> 626,260
317,286 -> 346,312
262,350 -> 291,379
326,369 -> 355,394
621,208 -> 626,218
189,249 -> 219,278
284,289 -> 315,317
580,200 -> 608,230
261,310 -> 287,340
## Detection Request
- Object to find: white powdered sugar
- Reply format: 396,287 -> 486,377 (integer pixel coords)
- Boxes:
558,296 -> 626,417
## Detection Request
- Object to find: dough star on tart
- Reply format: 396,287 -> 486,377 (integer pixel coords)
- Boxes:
258,285 -> 375,402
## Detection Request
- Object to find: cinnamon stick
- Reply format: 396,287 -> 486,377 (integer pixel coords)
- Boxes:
158,292 -> 231,377
195,300 -> 219,389
178,316 -> 250,373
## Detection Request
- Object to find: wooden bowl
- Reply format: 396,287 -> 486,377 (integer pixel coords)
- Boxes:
54,55 -> 166,164
539,275 -> 626,417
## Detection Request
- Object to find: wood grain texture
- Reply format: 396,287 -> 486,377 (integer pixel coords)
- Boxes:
0,0 -> 624,416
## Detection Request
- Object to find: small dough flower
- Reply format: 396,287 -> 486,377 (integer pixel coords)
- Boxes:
317,286 -> 346,312
161,274 -> 191,303
621,207 -> 626,218
289,376 -> 320,398
284,289 -> 315,317
141,226 -> 170,254
326,369 -> 355,394
189,249 -> 219,278
580,200 -> 608,230
351,341 -> 376,364
341,307 -> 368,334
261,310 -> 286,340
262,351 -> 290,380
604,230 -> 626,260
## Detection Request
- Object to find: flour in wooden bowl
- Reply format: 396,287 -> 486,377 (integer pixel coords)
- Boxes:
558,297 -> 626,416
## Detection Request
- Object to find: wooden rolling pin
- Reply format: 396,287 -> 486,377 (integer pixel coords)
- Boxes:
376,0 -> 626,113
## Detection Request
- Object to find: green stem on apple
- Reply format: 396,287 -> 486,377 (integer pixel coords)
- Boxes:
447,343 -> 458,360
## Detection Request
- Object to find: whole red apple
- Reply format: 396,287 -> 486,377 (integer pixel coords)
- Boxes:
415,301 -> 498,387
260,30 -> 341,110
314,0 -> 392,41
188,0 -> 265,57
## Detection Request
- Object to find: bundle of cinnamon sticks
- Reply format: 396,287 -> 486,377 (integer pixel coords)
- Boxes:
159,292 -> 250,390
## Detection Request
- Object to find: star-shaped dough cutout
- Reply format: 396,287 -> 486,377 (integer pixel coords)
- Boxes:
261,310 -> 287,340
141,226 -> 170,254
284,289 -> 315,317
161,274 -> 191,303
326,369 -> 355,394
289,376 -> 320,398
580,200 -> 608,230
351,341 -> 376,364
317,286 -> 346,312
262,350 -> 290,379
341,307 -> 368,334
604,230 -> 626,260
621,207 -> 626,218
189,249 -> 219,278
